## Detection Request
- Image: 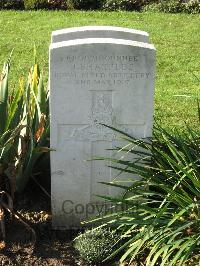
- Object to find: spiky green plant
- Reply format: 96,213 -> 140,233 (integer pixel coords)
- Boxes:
0,54 -> 50,194
86,112 -> 200,265
15,62 -> 50,193
0,54 -> 25,196
0,54 -> 49,247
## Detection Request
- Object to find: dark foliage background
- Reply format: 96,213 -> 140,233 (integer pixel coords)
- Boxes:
0,0 -> 199,13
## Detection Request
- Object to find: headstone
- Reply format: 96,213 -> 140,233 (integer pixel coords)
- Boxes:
51,26 -> 149,43
50,38 -> 156,229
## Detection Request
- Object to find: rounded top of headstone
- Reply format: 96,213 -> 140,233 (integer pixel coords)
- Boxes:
51,26 -> 149,43
52,26 -> 149,36
50,38 -> 155,51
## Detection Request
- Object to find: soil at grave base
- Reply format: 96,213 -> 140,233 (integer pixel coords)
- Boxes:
0,184 -> 141,266
0,187 -> 79,266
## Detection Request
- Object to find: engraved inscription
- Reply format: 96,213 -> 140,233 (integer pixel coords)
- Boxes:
58,54 -> 139,62
55,53 -> 151,142
54,53 -> 152,88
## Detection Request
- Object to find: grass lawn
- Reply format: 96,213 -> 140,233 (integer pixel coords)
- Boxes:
0,11 -> 199,131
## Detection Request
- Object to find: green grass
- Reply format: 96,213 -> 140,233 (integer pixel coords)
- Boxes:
0,11 -> 199,131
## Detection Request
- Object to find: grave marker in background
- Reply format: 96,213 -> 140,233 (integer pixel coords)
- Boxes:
50,36 -> 156,229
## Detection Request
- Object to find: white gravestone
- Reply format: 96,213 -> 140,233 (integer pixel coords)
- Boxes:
51,26 -> 149,43
50,38 -> 156,229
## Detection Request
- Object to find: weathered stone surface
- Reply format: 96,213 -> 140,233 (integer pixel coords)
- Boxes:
51,26 -> 149,43
50,38 -> 156,229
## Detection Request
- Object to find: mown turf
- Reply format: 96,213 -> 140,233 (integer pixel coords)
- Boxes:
0,11 -> 199,131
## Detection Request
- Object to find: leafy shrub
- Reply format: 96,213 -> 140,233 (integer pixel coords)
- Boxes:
72,0 -> 104,10
88,113 -> 200,265
144,0 -> 200,13
74,228 -> 118,263
24,0 -> 48,10
183,0 -> 200,14
48,0 -> 74,10
143,2 -> 161,12
103,0 -> 150,11
0,0 -> 24,9
144,0 -> 182,13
